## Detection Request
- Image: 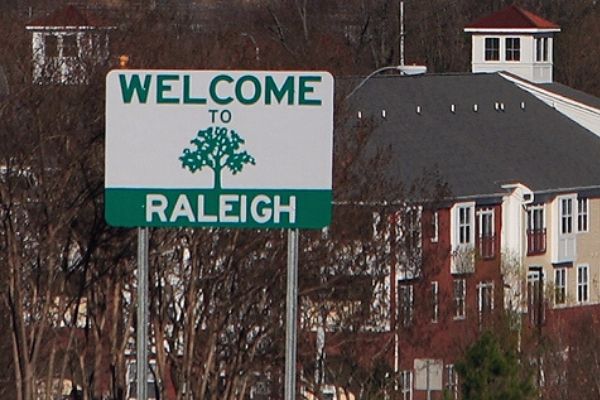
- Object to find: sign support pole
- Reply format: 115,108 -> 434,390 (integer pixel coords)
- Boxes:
137,227 -> 149,400
285,228 -> 299,400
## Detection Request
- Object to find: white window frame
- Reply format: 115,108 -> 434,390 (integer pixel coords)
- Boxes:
484,37 -> 500,61
399,370 -> 413,400
554,268 -> 567,306
431,281 -> 439,323
431,211 -> 439,243
445,364 -> 459,400
477,208 -> 495,239
451,202 -> 475,274
458,206 -> 473,245
477,281 -> 494,316
577,197 -> 589,233
126,359 -> 157,400
535,37 -> 549,62
560,197 -> 574,235
399,284 -> 414,327
528,204 -> 545,231
396,205 -> 423,281
505,37 -> 521,61
577,264 -> 589,303
453,279 -> 466,320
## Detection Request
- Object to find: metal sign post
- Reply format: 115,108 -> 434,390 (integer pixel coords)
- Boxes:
137,227 -> 149,400
284,228 -> 299,400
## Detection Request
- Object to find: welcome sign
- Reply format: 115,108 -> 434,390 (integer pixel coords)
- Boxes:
105,70 -> 334,229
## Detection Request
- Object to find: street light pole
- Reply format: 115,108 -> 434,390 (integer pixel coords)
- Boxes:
345,65 -> 404,99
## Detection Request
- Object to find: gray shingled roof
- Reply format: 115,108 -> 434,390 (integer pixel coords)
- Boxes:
343,73 -> 600,199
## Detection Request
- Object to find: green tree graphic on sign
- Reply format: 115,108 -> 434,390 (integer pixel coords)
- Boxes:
180,126 -> 256,189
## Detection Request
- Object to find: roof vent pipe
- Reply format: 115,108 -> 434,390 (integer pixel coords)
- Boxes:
520,101 -> 526,110
416,106 -> 421,114
451,104 -> 456,113
494,102 -> 500,111
357,111 -> 362,119
473,104 -> 478,112
500,102 -> 505,111
382,109 -> 387,119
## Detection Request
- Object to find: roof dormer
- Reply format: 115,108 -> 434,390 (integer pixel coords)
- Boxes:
25,5 -> 114,85
464,5 -> 560,84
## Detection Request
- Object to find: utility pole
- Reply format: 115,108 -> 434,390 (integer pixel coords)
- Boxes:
399,0 -> 405,66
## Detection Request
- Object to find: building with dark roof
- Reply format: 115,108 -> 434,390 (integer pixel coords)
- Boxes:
311,5 -> 600,400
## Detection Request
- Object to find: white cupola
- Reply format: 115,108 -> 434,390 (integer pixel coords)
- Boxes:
464,5 -> 560,84
25,5 -> 114,85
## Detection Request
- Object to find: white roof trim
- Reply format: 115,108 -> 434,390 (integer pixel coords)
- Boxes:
26,25 -> 115,31
499,72 -> 600,114
464,28 -> 560,33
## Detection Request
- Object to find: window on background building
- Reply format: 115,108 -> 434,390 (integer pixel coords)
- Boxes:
396,206 -> 423,280
527,269 -> 544,326
62,35 -> 77,57
126,360 -> 157,400
477,208 -> 495,259
485,37 -> 500,61
535,37 -> 549,62
453,279 -> 466,319
561,198 -> 573,235
399,284 -> 414,327
527,205 -> 546,255
577,198 -> 588,232
431,281 -> 439,323
445,364 -> 459,400
478,281 -> 494,317
399,370 -> 413,400
431,211 -> 439,243
554,268 -> 566,306
458,206 -> 472,245
45,35 -> 58,57
577,265 -> 589,303
505,37 -> 521,61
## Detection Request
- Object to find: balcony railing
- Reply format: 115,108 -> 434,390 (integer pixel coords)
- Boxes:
478,235 -> 496,260
527,229 -> 547,255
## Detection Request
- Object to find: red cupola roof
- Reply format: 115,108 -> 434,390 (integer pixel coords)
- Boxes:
26,5 -> 111,29
465,4 -> 560,31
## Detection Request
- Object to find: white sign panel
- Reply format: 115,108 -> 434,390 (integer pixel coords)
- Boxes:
105,70 -> 334,228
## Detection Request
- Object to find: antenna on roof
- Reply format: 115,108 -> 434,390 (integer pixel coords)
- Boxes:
399,1 -> 405,66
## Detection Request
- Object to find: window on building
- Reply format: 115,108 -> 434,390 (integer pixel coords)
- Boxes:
396,206 -> 423,280
431,211 -> 439,243
505,38 -> 521,61
453,279 -> 466,319
527,205 -> 546,255
477,208 -> 495,259
399,370 -> 413,400
62,35 -> 77,57
431,281 -> 439,323
126,360 -> 157,400
45,35 -> 58,57
560,198 -> 573,235
445,364 -> 459,400
536,37 -> 549,62
458,206 -> 472,245
577,198 -> 588,232
528,268 -> 544,326
554,268 -> 566,306
484,37 -> 500,61
452,203 -> 475,274
478,281 -> 494,317
577,265 -> 589,303
399,284 -> 414,327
